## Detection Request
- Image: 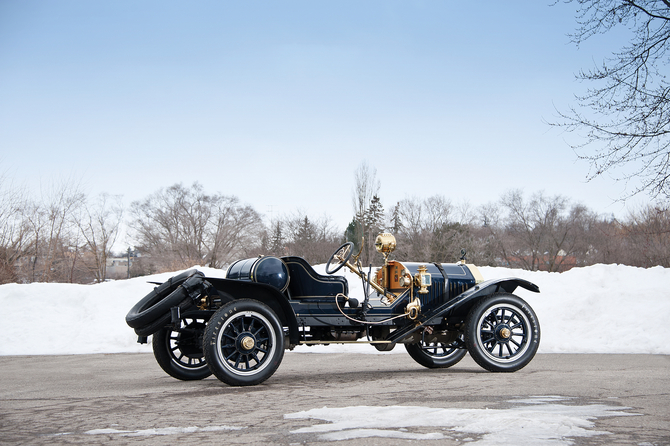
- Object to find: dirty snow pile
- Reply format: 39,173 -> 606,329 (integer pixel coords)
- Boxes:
284,397 -> 639,443
1,263 -> 668,356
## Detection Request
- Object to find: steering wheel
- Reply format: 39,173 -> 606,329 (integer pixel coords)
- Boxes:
326,242 -> 354,274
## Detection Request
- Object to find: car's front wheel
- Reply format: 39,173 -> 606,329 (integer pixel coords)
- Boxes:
464,293 -> 540,372
203,299 -> 285,386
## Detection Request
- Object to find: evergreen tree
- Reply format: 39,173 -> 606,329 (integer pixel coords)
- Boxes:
366,195 -> 385,234
269,220 -> 284,255
297,217 -> 314,242
390,202 -> 403,233
344,218 -> 361,251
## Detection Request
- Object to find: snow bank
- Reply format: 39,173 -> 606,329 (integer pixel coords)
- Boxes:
1,264 -> 668,356
478,264 -> 670,354
0,267 -> 226,356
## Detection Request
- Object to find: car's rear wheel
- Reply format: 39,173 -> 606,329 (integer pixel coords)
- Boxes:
464,293 -> 540,372
405,337 -> 467,368
153,317 -> 211,381
203,299 -> 284,386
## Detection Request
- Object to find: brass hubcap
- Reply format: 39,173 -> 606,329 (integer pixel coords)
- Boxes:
499,327 -> 511,339
241,336 -> 255,350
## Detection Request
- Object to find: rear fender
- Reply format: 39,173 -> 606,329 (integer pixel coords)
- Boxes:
206,277 -> 300,345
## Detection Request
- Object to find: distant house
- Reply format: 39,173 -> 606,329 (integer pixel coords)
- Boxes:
105,249 -> 139,280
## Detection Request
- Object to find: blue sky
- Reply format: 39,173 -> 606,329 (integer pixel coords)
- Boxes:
0,1 -> 642,232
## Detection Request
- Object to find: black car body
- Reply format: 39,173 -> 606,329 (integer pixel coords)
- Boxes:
126,233 -> 541,386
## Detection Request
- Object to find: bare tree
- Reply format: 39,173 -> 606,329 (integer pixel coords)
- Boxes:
76,193 -> 123,282
580,215 -> 626,265
22,179 -> 86,282
487,190 -> 598,272
130,183 -> 263,272
393,196 -> 426,260
391,195 -> 469,263
0,173 -> 29,283
208,196 -> 264,268
423,196 -> 461,262
131,183 -> 211,270
621,204 -> 670,266
351,161 -> 381,264
554,0 -> 670,200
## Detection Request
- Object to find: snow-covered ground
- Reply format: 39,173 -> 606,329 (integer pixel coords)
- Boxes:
1,263 -> 669,356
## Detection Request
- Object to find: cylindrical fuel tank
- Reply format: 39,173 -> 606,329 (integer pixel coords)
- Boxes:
226,256 -> 290,292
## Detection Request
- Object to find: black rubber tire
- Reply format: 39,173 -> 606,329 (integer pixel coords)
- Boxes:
405,339 -> 467,368
203,299 -> 284,386
134,297 -> 195,337
464,293 -> 540,373
125,269 -> 202,329
152,317 -> 211,381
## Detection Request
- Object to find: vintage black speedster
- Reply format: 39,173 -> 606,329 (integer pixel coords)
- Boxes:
126,233 -> 541,386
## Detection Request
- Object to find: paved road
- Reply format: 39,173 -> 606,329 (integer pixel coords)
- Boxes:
1,352 -> 668,445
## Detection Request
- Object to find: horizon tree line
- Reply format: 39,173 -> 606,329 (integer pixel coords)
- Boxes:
1,171 -> 669,285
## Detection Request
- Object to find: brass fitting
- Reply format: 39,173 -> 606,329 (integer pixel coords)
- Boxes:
374,233 -> 397,254
406,297 -> 421,320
